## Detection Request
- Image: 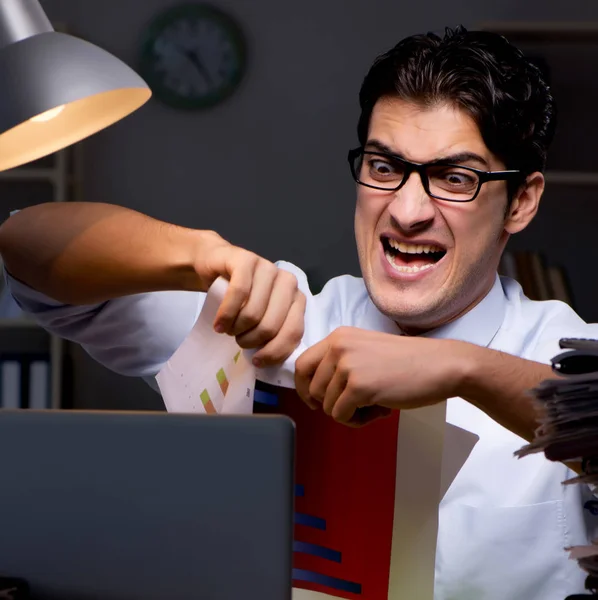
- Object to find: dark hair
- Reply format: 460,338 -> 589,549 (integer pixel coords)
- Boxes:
357,26 -> 557,194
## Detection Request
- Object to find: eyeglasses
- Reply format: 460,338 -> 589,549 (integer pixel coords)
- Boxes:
348,147 -> 523,202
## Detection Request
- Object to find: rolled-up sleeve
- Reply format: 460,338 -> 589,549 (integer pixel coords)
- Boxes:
5,271 -> 204,378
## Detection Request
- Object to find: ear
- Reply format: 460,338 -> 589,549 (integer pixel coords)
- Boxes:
504,172 -> 544,234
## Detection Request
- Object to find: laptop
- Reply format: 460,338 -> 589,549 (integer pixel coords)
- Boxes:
0,410 -> 295,600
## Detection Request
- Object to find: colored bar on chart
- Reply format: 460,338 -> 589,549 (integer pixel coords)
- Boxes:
200,389 -> 217,414
216,368 -> 229,396
293,569 -> 362,595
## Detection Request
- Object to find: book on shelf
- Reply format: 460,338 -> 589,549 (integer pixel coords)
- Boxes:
0,354 -> 51,410
499,250 -> 574,306
0,256 -> 53,410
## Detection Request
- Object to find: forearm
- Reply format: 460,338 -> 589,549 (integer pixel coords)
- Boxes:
454,343 -> 558,443
454,345 -> 583,472
0,202 -> 214,304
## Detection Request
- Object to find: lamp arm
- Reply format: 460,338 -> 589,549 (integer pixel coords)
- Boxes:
0,0 -> 52,50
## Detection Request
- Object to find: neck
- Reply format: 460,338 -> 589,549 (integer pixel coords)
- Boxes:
395,276 -> 496,336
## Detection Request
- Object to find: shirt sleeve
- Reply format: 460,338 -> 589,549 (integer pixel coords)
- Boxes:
4,259 -> 313,382
4,270 -> 204,378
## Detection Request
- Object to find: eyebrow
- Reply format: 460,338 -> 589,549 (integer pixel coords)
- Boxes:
364,139 -> 490,169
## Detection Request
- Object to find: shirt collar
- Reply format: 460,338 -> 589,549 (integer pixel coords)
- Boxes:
421,274 -> 506,348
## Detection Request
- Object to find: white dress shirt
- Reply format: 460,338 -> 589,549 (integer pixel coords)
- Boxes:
6,261 -> 598,600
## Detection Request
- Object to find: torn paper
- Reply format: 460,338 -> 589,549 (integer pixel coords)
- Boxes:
156,277 -> 255,414
156,277 -> 302,414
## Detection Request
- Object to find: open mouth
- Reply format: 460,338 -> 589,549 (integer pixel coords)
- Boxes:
382,237 -> 447,273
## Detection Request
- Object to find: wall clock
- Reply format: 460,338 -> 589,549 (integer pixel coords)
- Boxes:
139,4 -> 247,110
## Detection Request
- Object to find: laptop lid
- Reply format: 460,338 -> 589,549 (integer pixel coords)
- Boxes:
0,410 -> 295,600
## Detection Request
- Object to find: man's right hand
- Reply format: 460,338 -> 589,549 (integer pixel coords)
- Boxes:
195,231 -> 306,367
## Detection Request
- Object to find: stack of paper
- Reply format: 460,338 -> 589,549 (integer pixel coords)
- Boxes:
516,338 -> 598,598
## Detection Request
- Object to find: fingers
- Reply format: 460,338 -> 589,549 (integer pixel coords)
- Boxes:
213,251 -> 260,333
297,335 -> 387,426
228,263 -> 279,336
247,290 -> 306,366
295,339 -> 329,409
211,250 -> 305,366
330,384 -> 368,424
304,361 -> 386,427
302,351 -> 338,412
321,367 -> 347,415
235,269 -> 299,345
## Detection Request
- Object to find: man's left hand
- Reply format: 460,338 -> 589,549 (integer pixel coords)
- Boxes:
294,327 -> 465,426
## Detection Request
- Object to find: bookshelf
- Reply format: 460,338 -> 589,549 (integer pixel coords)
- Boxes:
498,250 -> 573,305
0,143 -> 82,410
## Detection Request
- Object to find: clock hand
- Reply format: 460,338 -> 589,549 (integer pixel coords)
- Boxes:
183,49 -> 214,87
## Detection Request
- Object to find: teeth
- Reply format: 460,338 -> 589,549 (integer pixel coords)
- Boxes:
387,239 -> 444,254
385,252 -> 436,273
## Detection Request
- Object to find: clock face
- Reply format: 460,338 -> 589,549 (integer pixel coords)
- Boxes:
139,4 -> 247,109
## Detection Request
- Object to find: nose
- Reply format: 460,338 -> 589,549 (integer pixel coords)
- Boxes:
387,171 -> 436,232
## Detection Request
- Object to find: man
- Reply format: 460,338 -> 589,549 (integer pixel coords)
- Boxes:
0,25 -> 595,599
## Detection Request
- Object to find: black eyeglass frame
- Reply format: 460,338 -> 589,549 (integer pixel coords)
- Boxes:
347,147 -> 524,202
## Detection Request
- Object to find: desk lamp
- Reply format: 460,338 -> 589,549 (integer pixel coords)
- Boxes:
0,0 -> 151,171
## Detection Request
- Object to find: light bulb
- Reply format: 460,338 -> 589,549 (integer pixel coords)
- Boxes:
30,105 -> 66,123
